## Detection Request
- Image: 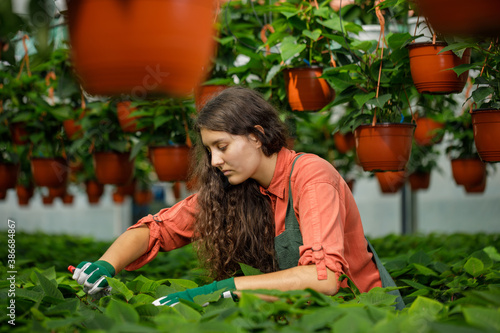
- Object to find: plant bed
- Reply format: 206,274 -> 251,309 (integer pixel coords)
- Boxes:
471,108 -> 500,162
1,231 -> 500,332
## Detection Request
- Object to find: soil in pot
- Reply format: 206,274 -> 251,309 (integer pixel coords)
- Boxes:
283,67 -> 335,111
376,171 -> 407,194
408,42 -> 471,94
414,117 -> 444,146
149,145 -> 191,182
471,108 -> 500,162
93,152 -> 135,185
355,123 -> 416,171
31,157 -> 69,188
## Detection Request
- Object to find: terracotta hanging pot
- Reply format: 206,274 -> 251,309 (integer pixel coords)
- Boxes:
117,101 -> 144,133
334,132 -> 355,154
86,180 -> 104,204
414,117 -> 444,146
195,84 -> 228,111
63,109 -> 85,140
354,123 -> 416,172
10,122 -> 29,145
451,157 -> 486,188
414,0 -> 500,37
283,67 -> 335,111
67,0 -> 217,97
134,189 -> 153,205
16,184 -> 34,206
149,145 -> 191,182
48,184 -> 67,198
376,171 -> 407,194
407,42 -> 471,94
409,171 -> 431,191
113,179 -> 136,204
93,151 -> 135,185
0,163 -> 19,190
464,177 -> 487,194
471,108 -> 500,162
31,157 -> 69,188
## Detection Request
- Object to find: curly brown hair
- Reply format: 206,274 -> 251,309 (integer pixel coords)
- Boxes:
191,86 -> 288,280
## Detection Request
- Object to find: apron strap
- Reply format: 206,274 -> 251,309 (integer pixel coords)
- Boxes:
366,237 -> 406,310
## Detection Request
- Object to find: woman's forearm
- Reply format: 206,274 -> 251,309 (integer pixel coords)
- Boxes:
99,225 -> 150,274
233,265 -> 338,296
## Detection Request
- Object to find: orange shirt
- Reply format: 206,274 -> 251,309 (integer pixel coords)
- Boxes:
126,148 -> 382,293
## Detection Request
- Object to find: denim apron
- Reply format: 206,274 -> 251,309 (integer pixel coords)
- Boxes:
273,154 -> 405,310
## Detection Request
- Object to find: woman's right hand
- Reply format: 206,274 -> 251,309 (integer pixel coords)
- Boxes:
72,260 -> 116,294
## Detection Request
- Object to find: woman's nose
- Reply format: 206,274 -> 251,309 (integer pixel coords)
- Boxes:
211,151 -> 223,168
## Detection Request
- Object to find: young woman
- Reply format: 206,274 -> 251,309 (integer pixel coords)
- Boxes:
72,86 -> 403,308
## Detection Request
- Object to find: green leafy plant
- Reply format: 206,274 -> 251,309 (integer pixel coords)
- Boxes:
1,232 -> 500,332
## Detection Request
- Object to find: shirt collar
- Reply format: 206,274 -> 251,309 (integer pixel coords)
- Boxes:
259,148 -> 294,200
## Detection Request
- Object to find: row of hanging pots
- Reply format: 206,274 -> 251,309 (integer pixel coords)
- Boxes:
66,0 -> 217,97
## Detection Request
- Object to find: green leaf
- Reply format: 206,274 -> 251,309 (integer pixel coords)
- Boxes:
463,307 -> 500,331
302,29 -> 322,41
366,94 -> 391,109
408,296 -> 443,318
265,64 -> 282,83
107,277 -> 134,301
45,298 -> 79,316
15,288 -> 44,303
35,271 -> 64,300
105,299 -> 140,324
354,91 -> 376,107
239,263 -> 263,276
464,257 -> 484,277
472,86 -> 495,103
409,251 -> 433,266
411,263 -> 439,276
168,279 -> 199,291
484,246 -> 500,261
280,36 -> 306,63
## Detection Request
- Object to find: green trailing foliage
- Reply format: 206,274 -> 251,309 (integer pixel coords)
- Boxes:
0,232 -> 499,332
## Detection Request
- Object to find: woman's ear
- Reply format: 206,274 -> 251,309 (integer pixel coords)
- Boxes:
249,125 -> 265,149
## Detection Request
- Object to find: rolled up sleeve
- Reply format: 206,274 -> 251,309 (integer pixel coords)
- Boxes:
295,175 -> 349,286
124,194 -> 198,271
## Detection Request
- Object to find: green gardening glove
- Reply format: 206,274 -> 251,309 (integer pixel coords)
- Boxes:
72,260 -> 116,294
153,278 -> 236,306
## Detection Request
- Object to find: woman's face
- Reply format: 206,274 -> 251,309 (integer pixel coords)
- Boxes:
200,128 -> 264,185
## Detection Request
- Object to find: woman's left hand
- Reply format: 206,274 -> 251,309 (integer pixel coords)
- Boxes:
153,278 -> 236,306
